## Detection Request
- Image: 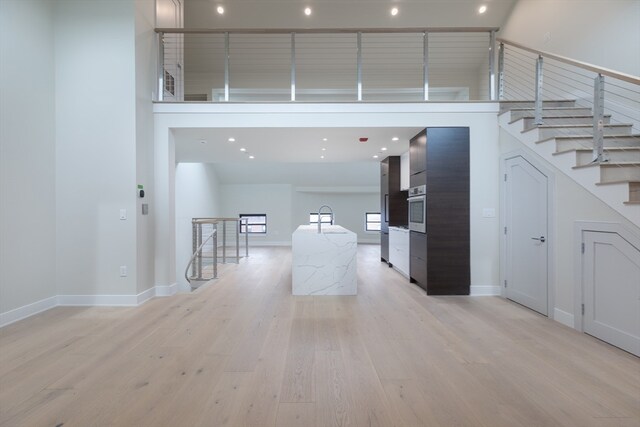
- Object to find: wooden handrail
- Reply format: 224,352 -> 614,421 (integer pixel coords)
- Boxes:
156,27 -> 499,35
498,37 -> 640,85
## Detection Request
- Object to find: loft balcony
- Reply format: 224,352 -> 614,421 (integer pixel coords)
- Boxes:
155,27 -> 500,103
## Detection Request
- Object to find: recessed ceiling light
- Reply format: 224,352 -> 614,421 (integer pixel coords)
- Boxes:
391,7 -> 398,16
322,138 -> 327,141
228,137 -> 235,142
249,155 -> 255,159
240,148 -> 246,152
321,148 -> 326,151
304,7 -> 312,15
217,6 -> 224,14
320,155 -> 325,159
381,147 -> 387,151
373,155 -> 379,159
391,137 -> 399,141
478,5 -> 487,14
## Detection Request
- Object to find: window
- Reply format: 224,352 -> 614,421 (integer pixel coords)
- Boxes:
309,212 -> 334,225
239,214 -> 267,234
365,212 -> 381,231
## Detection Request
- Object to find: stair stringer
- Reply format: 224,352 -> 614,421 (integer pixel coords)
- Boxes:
499,111 -> 640,228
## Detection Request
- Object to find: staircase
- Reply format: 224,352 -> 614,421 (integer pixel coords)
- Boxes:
498,99 -> 640,226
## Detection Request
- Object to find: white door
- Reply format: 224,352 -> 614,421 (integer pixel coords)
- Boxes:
583,231 -> 640,356
505,156 -> 548,315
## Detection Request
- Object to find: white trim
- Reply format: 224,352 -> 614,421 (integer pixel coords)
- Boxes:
0,295 -> 58,328
57,294 -> 140,306
137,287 -> 157,305
553,308 -> 575,328
251,241 -> 291,247
155,282 -> 178,297
0,284 -> 183,328
470,285 -> 501,296
499,148 -> 557,317
573,220 -> 640,332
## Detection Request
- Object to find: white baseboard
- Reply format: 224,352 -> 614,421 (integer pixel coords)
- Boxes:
251,241 -> 291,247
553,307 -> 575,328
155,282 -> 178,297
470,285 -> 501,296
57,294 -> 139,306
0,295 -> 58,328
1,283 -> 182,328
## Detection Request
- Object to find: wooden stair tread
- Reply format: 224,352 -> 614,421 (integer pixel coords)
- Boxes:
596,180 -> 640,186
536,134 -> 640,144
574,162 -> 640,170
508,115 -> 611,125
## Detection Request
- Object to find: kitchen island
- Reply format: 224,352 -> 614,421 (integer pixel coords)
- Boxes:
291,225 -> 357,295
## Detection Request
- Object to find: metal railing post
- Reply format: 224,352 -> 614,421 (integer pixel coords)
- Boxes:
593,74 -> 606,163
222,221 -> 227,263
291,32 -> 296,101
423,32 -> 429,101
158,32 -> 164,101
245,219 -> 249,258
213,224 -> 218,279
357,32 -> 362,101
236,219 -> 240,263
489,30 -> 496,101
224,32 -> 230,102
534,55 -> 544,125
498,42 -> 505,100
191,220 -> 197,279
196,223 -> 203,279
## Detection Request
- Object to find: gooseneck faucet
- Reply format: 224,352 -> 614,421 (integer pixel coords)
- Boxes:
317,205 -> 333,233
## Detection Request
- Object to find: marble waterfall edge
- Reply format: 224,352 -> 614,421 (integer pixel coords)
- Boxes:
292,225 -> 358,295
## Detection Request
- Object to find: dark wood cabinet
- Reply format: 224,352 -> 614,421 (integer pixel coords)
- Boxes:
380,156 -> 407,263
409,127 -> 470,295
409,129 -> 427,176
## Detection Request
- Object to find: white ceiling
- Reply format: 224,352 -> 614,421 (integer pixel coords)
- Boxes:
174,127 -> 422,185
183,0 -> 516,30
174,127 -> 421,162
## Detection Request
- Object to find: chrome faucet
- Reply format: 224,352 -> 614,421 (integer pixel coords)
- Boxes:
317,205 -> 333,233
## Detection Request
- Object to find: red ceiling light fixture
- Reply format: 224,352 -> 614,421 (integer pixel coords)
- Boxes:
359,137 -> 369,143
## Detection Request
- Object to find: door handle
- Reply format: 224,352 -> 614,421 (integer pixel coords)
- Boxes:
531,236 -> 546,243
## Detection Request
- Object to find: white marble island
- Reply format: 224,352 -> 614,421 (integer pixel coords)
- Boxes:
291,225 -> 357,295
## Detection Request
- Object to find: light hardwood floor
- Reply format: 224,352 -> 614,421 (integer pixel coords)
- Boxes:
1,245 -> 638,427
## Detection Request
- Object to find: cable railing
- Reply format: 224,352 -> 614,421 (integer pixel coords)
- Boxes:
498,38 -> 640,175
185,217 -> 250,290
155,27 -> 499,103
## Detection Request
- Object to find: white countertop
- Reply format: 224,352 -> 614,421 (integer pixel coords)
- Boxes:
291,224 -> 357,295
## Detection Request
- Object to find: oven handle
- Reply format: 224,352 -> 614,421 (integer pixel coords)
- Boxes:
407,196 -> 426,201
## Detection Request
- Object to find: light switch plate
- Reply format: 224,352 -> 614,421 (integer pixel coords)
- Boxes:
119,209 -> 127,220
120,265 -> 127,277
482,208 -> 496,218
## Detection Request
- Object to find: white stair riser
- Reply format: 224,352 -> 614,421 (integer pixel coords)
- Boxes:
601,166 -> 640,183
538,125 -> 633,139
500,100 -> 576,113
556,137 -> 640,151
521,116 -> 610,128
510,108 -> 592,120
576,150 -> 640,165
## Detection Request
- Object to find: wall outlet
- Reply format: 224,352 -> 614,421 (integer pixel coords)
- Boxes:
120,265 -> 127,277
119,209 -> 127,220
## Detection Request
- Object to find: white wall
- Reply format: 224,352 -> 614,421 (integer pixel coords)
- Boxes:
501,0 -> 640,76
175,163 -> 221,289
154,103 -> 501,291
219,184 -> 293,245
135,0 -> 157,294
499,128 -> 640,318
293,191 -> 380,244
0,0 -> 57,313
54,0 -> 138,296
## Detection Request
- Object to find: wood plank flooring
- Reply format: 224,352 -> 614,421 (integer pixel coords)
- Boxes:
1,245 -> 639,427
